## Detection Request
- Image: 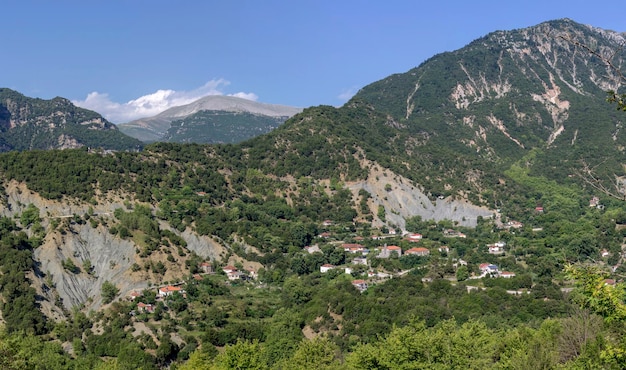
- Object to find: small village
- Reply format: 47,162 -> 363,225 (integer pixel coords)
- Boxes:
126,194 -> 621,316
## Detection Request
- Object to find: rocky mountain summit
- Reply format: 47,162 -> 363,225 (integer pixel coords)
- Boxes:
118,95 -> 303,142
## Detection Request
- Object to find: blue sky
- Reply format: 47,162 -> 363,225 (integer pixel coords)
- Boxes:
2,1 -> 624,123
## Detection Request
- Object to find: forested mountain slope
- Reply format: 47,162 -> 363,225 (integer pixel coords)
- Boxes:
0,88 -> 143,151
355,18 -> 626,200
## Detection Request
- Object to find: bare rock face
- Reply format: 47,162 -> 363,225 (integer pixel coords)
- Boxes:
179,228 -> 227,260
347,166 -> 494,231
36,224 -> 140,311
0,181 -> 226,313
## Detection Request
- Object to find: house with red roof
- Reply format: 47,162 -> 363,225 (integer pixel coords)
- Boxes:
342,243 -> 365,254
500,271 -> 516,278
158,285 -> 183,298
222,265 -> 238,274
405,247 -> 430,256
128,291 -> 142,300
137,302 -> 155,313
377,245 -> 402,258
479,263 -> 499,276
352,279 -> 368,292
200,262 -> 214,274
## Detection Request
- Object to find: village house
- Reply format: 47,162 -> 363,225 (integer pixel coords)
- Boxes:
320,264 -> 335,273
158,285 -> 184,298
127,291 -> 142,300
589,196 -> 601,208
601,249 -> 610,258
500,271 -> 516,278
438,246 -> 449,254
487,242 -> 505,255
137,302 -> 155,313
342,243 -> 365,254
479,263 -> 499,276
352,257 -> 368,265
200,262 -> 214,274
352,279 -> 368,292
386,245 -> 402,256
305,245 -> 322,254
322,220 -> 334,226
378,245 -> 402,258
318,232 -> 331,238
443,229 -> 464,238
222,265 -> 238,274
227,270 -> 244,281
405,247 -> 430,256
388,228 -> 397,235
406,233 -> 423,242
505,221 -> 523,229
221,265 -> 243,280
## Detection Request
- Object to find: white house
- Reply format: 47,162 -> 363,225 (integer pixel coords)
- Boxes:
320,264 -> 335,273
479,263 -> 499,276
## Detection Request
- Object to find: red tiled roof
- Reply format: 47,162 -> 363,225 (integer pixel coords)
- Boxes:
406,247 -> 429,254
159,285 -> 182,293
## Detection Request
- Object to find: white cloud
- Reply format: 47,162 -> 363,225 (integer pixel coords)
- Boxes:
337,86 -> 359,101
73,79 -> 258,123
229,92 -> 259,101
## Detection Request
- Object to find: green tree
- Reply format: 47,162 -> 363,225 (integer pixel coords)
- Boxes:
456,265 -> 469,281
101,280 -> 119,304
286,337 -> 340,369
213,339 -> 265,370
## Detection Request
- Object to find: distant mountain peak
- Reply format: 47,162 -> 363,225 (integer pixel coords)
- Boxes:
154,95 -> 302,120
118,95 -> 303,143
